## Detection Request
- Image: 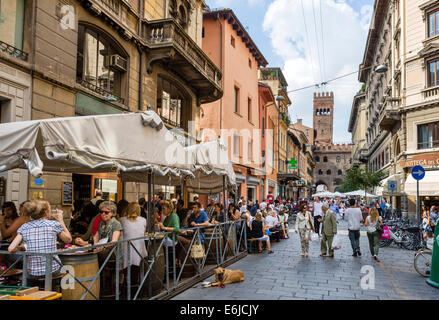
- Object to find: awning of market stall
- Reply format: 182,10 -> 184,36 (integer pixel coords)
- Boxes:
0,111 -> 194,180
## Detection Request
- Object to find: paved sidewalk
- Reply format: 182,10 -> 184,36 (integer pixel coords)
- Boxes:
172,220 -> 439,300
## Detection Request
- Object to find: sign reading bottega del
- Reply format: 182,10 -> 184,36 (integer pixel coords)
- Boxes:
400,153 -> 439,168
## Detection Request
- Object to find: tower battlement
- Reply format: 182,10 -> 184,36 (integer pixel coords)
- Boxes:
313,92 -> 334,99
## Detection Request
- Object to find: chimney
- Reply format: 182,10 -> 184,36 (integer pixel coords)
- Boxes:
297,119 -> 302,124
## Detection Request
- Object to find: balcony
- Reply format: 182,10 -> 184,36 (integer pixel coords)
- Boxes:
142,19 -> 223,104
378,97 -> 401,131
0,40 -> 28,61
422,85 -> 439,103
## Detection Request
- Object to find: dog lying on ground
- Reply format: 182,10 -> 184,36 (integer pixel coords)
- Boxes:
204,267 -> 245,287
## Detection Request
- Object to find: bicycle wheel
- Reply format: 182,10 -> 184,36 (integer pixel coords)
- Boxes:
379,238 -> 392,247
414,250 -> 432,277
401,233 -> 415,250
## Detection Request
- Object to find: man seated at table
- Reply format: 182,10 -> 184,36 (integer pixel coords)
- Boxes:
186,202 -> 209,245
264,209 -> 282,242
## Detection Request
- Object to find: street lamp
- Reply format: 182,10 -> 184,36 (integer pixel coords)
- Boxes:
374,64 -> 388,73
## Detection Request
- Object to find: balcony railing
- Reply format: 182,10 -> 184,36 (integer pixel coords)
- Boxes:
422,86 -> 439,101
143,19 -> 222,89
378,97 -> 401,131
0,40 -> 28,61
77,77 -> 125,105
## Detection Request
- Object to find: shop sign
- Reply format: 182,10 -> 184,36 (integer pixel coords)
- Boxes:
401,153 -> 439,168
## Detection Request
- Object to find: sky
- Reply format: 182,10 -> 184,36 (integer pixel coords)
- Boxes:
205,0 -> 374,143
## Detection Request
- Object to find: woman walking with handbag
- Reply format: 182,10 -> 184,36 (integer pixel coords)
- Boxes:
364,208 -> 383,262
295,203 -> 314,257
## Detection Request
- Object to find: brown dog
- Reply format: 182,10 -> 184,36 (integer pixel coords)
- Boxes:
206,267 -> 244,287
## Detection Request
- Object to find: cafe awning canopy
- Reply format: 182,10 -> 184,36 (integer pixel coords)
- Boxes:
184,139 -> 236,193
344,190 -> 378,198
0,111 -> 194,180
404,170 -> 439,196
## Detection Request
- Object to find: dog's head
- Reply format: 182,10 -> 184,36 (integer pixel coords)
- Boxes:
215,267 -> 225,282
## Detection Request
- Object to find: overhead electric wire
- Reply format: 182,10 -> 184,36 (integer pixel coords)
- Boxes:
300,0 -> 317,85
319,0 -> 327,80
287,70 -> 358,93
311,0 -> 324,83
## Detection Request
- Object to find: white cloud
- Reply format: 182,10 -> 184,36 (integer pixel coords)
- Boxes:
209,0 -> 264,8
263,0 -> 372,143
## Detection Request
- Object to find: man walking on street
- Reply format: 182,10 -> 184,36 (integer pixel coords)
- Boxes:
313,197 -> 323,237
320,203 -> 337,258
345,198 -> 363,257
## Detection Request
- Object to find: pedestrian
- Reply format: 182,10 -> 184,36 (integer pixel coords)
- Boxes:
313,197 -> 323,236
295,203 -> 314,257
344,198 -> 363,257
364,208 -> 383,262
429,206 -> 438,236
320,203 -> 337,258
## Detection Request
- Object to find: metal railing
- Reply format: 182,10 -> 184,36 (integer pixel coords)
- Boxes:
0,220 -> 247,300
0,40 -> 28,61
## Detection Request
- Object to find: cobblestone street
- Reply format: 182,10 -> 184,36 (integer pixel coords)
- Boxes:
172,220 -> 439,300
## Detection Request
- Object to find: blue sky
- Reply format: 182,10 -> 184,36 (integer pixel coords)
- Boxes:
205,0 -> 374,143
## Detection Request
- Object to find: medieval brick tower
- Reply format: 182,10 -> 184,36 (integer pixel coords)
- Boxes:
312,92 -> 352,192
313,92 -> 334,145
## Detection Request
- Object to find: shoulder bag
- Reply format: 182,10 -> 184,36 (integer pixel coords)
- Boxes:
190,238 -> 205,259
307,212 -> 315,232
376,218 -> 383,235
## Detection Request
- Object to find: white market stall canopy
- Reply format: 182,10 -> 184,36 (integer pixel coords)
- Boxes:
0,111 -> 194,180
343,190 -> 378,198
312,191 -> 334,198
184,139 -> 236,193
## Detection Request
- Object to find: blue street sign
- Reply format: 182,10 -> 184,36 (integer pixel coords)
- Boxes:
388,181 -> 397,193
34,177 -> 43,186
411,165 -> 425,181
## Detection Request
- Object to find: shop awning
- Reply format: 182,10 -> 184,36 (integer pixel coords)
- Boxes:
0,111 -> 194,180
246,176 -> 260,186
376,174 -> 402,196
404,170 -> 439,196
235,173 -> 246,184
183,139 -> 236,193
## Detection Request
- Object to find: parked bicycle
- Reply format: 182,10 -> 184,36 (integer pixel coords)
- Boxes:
414,239 -> 434,277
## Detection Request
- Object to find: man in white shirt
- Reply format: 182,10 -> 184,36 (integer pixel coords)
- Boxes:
265,210 -> 281,242
313,197 -> 323,236
344,198 -> 363,257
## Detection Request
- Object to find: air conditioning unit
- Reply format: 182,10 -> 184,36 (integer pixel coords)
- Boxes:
110,54 -> 127,72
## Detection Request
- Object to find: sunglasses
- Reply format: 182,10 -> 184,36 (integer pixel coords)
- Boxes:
100,210 -> 111,215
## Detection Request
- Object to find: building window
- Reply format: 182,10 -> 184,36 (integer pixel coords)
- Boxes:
318,169 -> 323,175
234,86 -> 240,113
248,98 -> 252,121
417,121 -> 439,149
323,156 -> 328,162
336,156 -> 341,163
0,0 -> 25,51
327,170 -> 331,175
231,35 -> 235,48
248,58 -> 252,69
428,59 -> 439,87
156,77 -> 189,129
262,117 -> 265,136
338,170 -> 342,175
428,9 -> 439,38
77,24 -> 127,100
315,156 -> 320,162
233,134 -> 240,157
248,140 -> 252,162
202,27 -> 205,38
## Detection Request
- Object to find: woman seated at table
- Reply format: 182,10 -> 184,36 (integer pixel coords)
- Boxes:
1,201 -> 30,242
8,200 -> 72,279
210,203 -> 225,224
156,200 -> 190,265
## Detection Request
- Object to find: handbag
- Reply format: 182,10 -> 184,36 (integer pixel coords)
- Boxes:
190,239 -> 205,259
376,219 -> 383,235
380,226 -> 390,239
307,212 -> 315,233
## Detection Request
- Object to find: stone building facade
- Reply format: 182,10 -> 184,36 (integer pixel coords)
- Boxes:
0,0 -> 222,216
312,92 -> 352,192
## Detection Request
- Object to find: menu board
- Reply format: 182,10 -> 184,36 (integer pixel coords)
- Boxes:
62,181 -> 73,206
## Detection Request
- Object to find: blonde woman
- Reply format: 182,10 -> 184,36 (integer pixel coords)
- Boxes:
251,211 -> 273,254
120,202 -> 147,270
364,208 -> 383,262
295,203 -> 314,257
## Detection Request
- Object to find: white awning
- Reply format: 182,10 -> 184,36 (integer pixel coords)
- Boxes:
376,174 -> 402,196
404,170 -> 439,196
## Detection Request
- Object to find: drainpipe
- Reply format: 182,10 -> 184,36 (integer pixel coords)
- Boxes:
217,12 -> 223,137
138,0 -> 144,111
